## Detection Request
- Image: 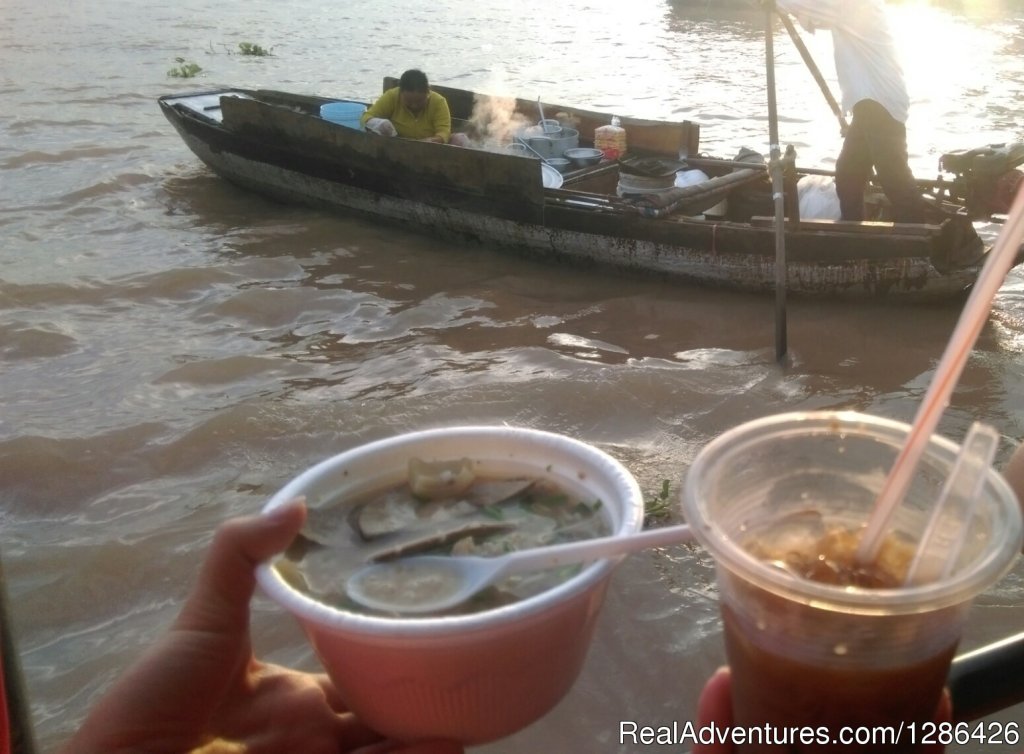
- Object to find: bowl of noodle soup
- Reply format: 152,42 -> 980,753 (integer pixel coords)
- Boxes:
255,425 -> 644,744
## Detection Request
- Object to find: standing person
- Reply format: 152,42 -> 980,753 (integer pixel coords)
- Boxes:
773,0 -> 928,223
361,69 -> 467,146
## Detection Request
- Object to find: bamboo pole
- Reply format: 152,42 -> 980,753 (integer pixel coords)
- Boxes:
765,2 -> 788,362
776,11 -> 849,136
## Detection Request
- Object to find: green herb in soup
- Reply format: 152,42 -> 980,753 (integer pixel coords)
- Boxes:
274,458 -> 610,616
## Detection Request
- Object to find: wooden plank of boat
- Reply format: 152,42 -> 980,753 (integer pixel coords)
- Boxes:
218,93 -> 549,225
541,199 -> 943,262
750,216 -> 936,236
387,77 -> 702,159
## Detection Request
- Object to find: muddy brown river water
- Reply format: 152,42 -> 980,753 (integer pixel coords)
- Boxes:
4,0 -> 1024,751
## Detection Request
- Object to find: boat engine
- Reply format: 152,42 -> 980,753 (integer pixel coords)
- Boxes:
937,142 -> 1024,218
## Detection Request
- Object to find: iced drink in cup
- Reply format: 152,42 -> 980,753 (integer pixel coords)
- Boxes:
682,411 -> 1022,752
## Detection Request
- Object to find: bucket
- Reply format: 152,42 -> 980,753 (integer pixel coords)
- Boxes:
516,126 -> 579,158
320,101 -> 367,130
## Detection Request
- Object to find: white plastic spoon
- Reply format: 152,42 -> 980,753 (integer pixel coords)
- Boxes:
902,421 -> 1000,586
347,523 -> 695,614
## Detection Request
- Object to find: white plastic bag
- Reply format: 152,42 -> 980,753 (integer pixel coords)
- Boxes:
675,169 -> 710,188
797,175 -> 842,220
365,117 -> 397,137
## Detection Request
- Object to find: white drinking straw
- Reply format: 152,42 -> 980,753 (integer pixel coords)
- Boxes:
856,188 -> 1024,565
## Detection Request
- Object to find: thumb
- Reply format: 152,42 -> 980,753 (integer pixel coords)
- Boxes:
926,688 -> 952,754
694,666 -> 733,754
174,498 -> 306,635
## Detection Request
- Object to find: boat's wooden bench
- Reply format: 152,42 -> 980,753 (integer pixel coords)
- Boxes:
750,216 -> 939,236
622,169 -> 766,217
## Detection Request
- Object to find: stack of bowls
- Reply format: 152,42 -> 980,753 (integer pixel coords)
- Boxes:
564,147 -> 603,168
547,157 -> 571,173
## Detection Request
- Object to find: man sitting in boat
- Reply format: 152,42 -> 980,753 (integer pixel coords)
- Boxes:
361,69 -> 469,146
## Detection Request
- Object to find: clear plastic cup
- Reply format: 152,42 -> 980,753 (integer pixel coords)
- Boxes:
682,411 -> 1022,752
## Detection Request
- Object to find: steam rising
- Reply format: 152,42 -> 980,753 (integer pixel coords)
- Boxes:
465,93 -> 531,148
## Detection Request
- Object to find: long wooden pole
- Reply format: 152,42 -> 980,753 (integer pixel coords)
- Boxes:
765,3 -> 787,362
776,11 -> 849,136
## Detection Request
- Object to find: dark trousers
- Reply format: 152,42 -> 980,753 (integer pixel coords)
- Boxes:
836,99 -> 927,223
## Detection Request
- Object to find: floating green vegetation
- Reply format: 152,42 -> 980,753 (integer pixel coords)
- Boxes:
237,41 -> 272,56
168,58 -> 203,78
644,478 -> 673,524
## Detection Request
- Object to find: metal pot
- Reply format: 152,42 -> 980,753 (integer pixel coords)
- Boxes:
516,126 -> 579,159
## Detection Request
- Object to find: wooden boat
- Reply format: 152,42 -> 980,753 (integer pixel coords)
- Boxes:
158,80 -> 1022,301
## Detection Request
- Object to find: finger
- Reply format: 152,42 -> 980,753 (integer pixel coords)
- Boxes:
694,666 -> 733,754
926,688 -> 953,754
311,674 -> 390,750
313,671 -> 350,712
175,498 -> 307,635
258,665 -> 349,713
242,716 -> 384,754
332,711 -> 388,753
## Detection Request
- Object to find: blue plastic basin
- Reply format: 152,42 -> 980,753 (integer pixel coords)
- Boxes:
320,101 -> 367,130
